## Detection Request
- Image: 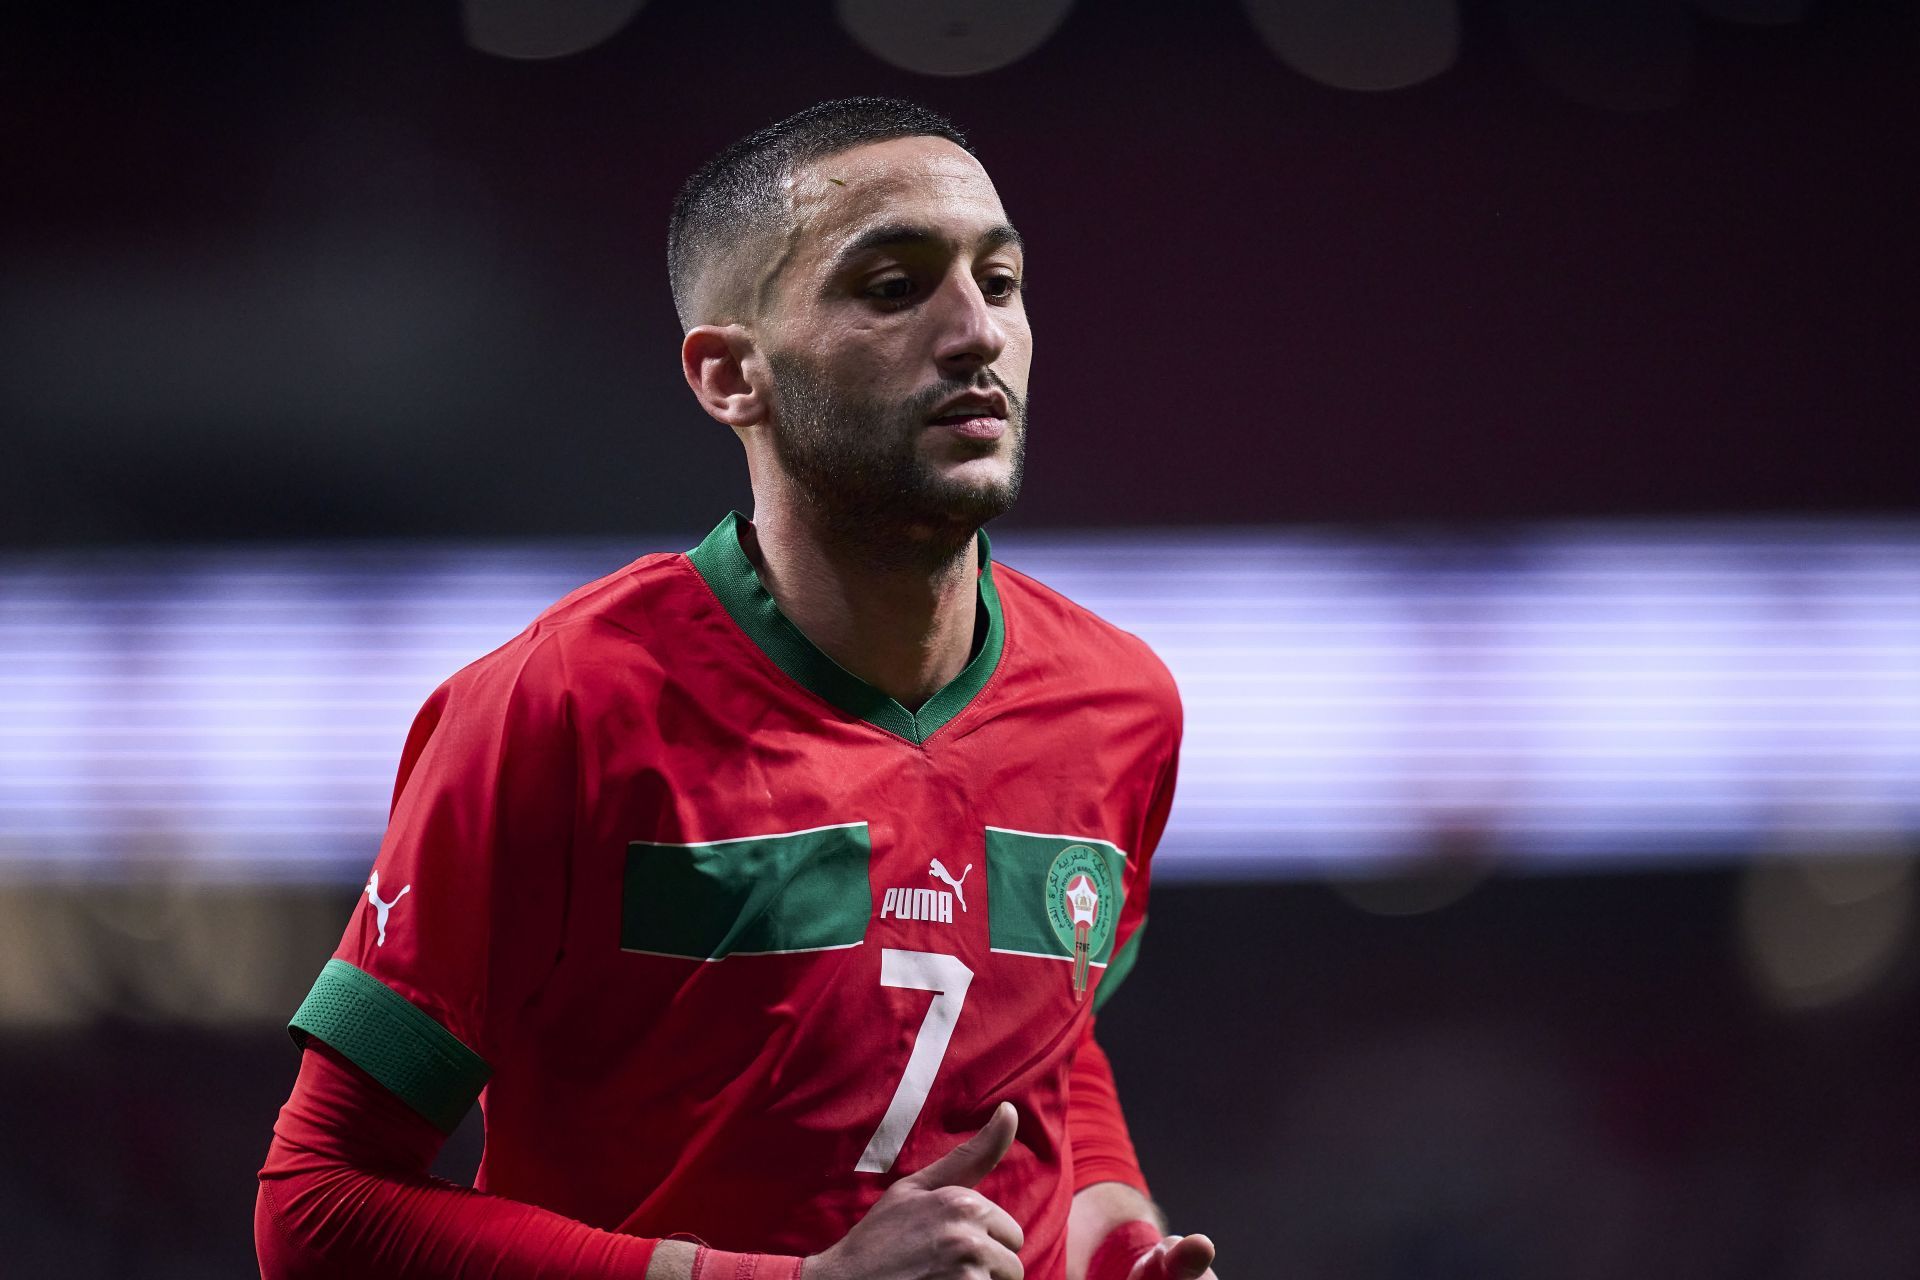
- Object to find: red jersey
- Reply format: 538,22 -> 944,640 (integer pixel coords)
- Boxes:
289,512 -> 1182,1278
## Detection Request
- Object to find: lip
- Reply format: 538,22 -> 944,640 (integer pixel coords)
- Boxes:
927,390 -> 1010,424
939,416 -> 1007,441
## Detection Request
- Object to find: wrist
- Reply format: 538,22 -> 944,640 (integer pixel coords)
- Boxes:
1087,1219 -> 1165,1280
690,1246 -> 806,1280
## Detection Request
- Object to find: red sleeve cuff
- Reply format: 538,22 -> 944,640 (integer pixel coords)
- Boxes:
1088,1220 -> 1165,1280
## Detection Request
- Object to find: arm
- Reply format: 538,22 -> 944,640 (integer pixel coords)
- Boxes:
1068,1184 -> 1214,1280
256,1041 -> 737,1279
259,1041 -> 1026,1280
1062,1028 -> 1217,1280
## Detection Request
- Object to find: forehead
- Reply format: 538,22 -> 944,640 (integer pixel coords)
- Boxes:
786,136 -> 1011,266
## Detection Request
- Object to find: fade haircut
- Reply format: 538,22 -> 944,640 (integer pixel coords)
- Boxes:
667,97 -> 974,331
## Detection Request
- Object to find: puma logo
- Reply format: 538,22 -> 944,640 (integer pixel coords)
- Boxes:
928,858 -> 972,913
366,870 -> 411,947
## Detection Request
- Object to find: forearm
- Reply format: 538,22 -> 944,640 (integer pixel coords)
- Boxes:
1067,1181 -> 1165,1280
1064,1018 -> 1161,1280
256,1158 -> 662,1279
258,1042 -> 804,1280
257,1043 -> 660,1279
1065,1030 -> 1218,1280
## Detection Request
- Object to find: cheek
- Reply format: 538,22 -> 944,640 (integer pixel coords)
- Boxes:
999,329 -> 1034,385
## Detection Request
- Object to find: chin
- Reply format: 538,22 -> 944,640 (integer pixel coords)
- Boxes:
930,449 -> 1014,488
919,478 -> 1020,529
904,435 -> 1024,528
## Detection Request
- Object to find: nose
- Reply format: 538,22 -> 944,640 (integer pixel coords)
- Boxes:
930,270 -> 1007,378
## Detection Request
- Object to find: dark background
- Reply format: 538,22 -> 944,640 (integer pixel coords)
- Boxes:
3,873 -> 1916,1277
1,2 -> 1916,1277
3,0 -> 1914,548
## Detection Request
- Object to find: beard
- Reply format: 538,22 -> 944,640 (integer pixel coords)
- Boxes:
764,351 -> 1027,572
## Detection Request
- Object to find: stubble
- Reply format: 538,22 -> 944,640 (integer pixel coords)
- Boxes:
765,352 -> 1027,573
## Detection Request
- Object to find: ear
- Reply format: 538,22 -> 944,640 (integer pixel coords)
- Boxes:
681,325 -> 768,430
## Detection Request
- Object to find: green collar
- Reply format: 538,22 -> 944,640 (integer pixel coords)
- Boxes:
685,512 -> 1006,745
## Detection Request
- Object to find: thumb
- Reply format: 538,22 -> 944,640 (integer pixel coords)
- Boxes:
1157,1234 -> 1216,1280
901,1101 -> 1018,1190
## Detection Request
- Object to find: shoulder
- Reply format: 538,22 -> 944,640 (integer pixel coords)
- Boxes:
430,549 -> 703,716
990,559 -> 1182,724
526,547 -> 699,642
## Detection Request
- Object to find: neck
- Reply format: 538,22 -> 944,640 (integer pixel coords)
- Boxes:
741,491 -> 982,712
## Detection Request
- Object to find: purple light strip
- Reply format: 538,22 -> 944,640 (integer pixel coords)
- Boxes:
2,523 -> 1915,882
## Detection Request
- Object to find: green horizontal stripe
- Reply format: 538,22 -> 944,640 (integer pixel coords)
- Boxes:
985,827 -> 1127,964
624,823 -> 872,960
288,959 -> 490,1134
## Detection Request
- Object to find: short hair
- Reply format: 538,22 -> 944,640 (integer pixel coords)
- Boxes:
667,97 -> 975,331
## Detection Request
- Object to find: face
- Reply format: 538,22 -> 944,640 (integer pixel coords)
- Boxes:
755,136 -> 1032,561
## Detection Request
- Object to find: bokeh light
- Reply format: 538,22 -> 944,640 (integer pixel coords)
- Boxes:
1241,0 -> 1460,92
835,0 -> 1075,77
463,0 -> 647,60
1740,842 -> 1915,1010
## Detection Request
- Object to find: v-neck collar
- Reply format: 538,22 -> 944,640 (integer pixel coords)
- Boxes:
684,511 -> 1006,745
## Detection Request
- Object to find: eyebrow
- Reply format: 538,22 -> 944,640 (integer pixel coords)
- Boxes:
830,221 -> 1025,272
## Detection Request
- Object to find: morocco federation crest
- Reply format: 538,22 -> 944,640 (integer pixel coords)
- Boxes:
1045,844 -> 1117,1002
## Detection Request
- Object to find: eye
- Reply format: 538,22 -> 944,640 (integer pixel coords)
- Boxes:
864,276 -> 916,305
981,273 -> 1021,301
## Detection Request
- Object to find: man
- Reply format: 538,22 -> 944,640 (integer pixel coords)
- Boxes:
257,97 -> 1218,1280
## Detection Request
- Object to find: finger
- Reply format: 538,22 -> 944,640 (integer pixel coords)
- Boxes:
900,1100 -> 1017,1190
979,1232 -> 1026,1280
1162,1234 -> 1215,1280
974,1193 -> 1026,1253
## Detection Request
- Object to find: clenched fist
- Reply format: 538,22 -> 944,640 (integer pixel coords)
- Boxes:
805,1102 -> 1026,1280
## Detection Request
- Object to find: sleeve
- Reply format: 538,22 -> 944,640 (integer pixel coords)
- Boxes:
1069,669 -> 1179,1196
287,631 -> 576,1133
1095,675 -> 1181,1015
1065,1021 -> 1150,1196
256,1041 -> 659,1279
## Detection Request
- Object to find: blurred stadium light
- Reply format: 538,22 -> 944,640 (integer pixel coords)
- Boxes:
1740,844 -> 1914,1010
463,0 -> 648,60
3,520 -> 1914,883
835,0 -> 1076,77
1241,0 -> 1460,92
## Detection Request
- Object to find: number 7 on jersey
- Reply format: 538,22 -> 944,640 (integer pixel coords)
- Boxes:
856,948 -> 974,1173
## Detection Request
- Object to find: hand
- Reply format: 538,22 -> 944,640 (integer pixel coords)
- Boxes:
805,1101 -> 1026,1280
1124,1234 -> 1216,1280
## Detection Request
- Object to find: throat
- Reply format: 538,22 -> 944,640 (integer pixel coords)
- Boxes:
893,599 -> 988,712
741,514 -> 985,710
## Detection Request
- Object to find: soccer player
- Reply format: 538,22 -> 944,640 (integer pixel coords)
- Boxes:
256,98 -> 1219,1280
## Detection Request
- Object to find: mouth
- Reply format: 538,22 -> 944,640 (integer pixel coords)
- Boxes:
926,390 -> 1010,427
930,415 -> 1007,442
